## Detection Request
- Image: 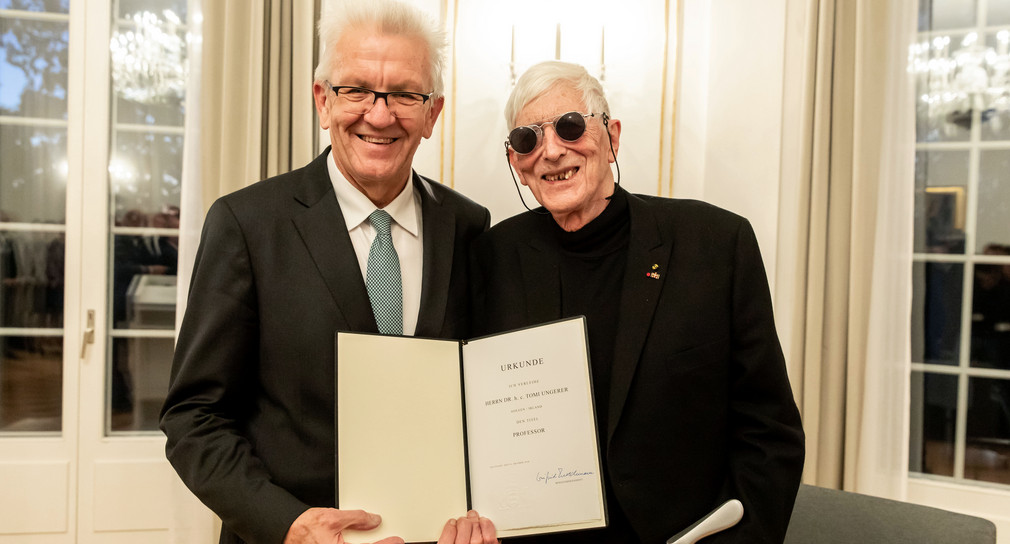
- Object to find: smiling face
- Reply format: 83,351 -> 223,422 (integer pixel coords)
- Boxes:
313,26 -> 444,207
509,83 -> 620,231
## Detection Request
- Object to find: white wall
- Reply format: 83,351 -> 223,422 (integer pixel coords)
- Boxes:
673,0 -> 788,296
406,0 -> 678,225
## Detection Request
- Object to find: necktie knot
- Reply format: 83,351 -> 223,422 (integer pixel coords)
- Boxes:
369,210 -> 393,237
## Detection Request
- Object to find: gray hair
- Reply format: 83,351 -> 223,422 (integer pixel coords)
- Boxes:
314,0 -> 448,97
504,60 -> 610,129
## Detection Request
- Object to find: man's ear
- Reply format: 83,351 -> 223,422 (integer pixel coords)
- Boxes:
422,96 -> 445,139
313,82 -> 331,130
508,150 -> 529,187
605,118 -> 621,163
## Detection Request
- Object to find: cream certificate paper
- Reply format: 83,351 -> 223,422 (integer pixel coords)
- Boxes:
461,317 -> 605,537
336,334 -> 468,543
336,317 -> 605,542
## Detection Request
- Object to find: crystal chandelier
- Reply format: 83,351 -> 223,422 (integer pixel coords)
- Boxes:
109,10 -> 187,105
909,30 -> 1010,132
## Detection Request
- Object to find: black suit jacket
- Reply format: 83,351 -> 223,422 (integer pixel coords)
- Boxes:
160,149 -> 490,544
471,191 -> 804,544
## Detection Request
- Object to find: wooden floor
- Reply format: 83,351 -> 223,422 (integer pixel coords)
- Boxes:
922,440 -> 1010,486
0,343 -> 62,432
2,340 -> 166,433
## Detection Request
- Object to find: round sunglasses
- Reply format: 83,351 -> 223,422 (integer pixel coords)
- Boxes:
506,111 -> 603,154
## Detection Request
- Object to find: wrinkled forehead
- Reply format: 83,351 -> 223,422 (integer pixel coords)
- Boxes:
330,27 -> 432,88
515,83 -> 587,126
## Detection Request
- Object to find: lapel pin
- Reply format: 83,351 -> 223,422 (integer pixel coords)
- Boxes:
651,264 -> 659,270
646,272 -> 661,280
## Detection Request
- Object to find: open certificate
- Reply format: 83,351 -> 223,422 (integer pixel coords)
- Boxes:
335,317 -> 606,543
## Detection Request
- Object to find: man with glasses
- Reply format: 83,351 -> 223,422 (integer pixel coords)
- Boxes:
161,1 -> 493,543
471,60 -> 805,543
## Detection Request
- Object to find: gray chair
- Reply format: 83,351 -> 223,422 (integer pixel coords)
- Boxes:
784,484 -> 997,543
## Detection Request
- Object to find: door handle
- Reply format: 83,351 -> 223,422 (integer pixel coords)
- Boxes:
80,309 -> 95,359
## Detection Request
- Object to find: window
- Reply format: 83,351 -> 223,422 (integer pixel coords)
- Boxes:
105,0 -> 188,433
0,0 -> 188,436
911,0 -> 1010,487
0,0 -> 71,434
1,1 -> 194,535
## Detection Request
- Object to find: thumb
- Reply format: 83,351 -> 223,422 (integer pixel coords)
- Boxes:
335,509 -> 382,532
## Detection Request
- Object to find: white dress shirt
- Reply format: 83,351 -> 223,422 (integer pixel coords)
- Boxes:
327,151 -> 423,335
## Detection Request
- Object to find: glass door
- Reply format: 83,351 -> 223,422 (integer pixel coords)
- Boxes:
0,0 -> 193,541
0,1 -> 79,540
910,0 -> 1010,489
104,0 -> 186,435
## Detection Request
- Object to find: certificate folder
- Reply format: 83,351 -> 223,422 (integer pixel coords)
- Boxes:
335,317 -> 607,543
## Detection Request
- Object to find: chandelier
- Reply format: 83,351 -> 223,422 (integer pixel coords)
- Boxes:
909,30 -> 1010,132
109,10 -> 187,105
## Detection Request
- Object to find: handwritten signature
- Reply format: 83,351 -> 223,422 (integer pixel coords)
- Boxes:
535,467 -> 594,484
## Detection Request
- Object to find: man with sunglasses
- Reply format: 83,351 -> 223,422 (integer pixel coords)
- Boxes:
471,60 -> 804,543
161,1 -> 495,543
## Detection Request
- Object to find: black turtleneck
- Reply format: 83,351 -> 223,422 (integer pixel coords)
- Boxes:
554,186 -> 629,439
516,186 -> 638,544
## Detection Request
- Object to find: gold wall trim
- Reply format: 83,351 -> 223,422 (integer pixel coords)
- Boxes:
435,0 -> 444,183
447,0 -> 459,188
657,0 -> 670,196
656,0 -> 682,197
669,0 -> 682,197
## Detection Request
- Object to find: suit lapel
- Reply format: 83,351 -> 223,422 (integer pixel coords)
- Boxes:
290,150 -> 378,333
607,194 -> 673,443
518,231 -> 563,324
414,173 -> 454,337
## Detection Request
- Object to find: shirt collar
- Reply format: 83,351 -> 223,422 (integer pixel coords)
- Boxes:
327,150 -> 420,237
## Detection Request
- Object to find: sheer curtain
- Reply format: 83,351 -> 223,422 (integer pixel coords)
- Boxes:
177,0 -> 315,306
195,0 -> 316,218
171,0 -> 318,541
845,0 -> 917,498
778,0 -> 917,499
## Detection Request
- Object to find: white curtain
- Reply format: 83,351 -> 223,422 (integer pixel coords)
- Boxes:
170,0 -> 317,541
176,0 -> 206,335
197,0 -> 317,216
845,0 -> 917,499
169,2 -> 219,542
779,0 -> 916,499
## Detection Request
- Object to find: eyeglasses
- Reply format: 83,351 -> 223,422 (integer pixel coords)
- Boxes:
327,82 -> 434,119
506,111 -> 601,155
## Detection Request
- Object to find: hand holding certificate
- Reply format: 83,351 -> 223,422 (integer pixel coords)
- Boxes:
283,507 -> 499,544
335,317 -> 606,542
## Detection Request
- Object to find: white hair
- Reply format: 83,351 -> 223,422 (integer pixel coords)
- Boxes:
314,0 -> 448,97
504,60 -> 610,129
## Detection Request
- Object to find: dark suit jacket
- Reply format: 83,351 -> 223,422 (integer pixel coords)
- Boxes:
471,190 -> 804,544
160,149 -> 490,544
